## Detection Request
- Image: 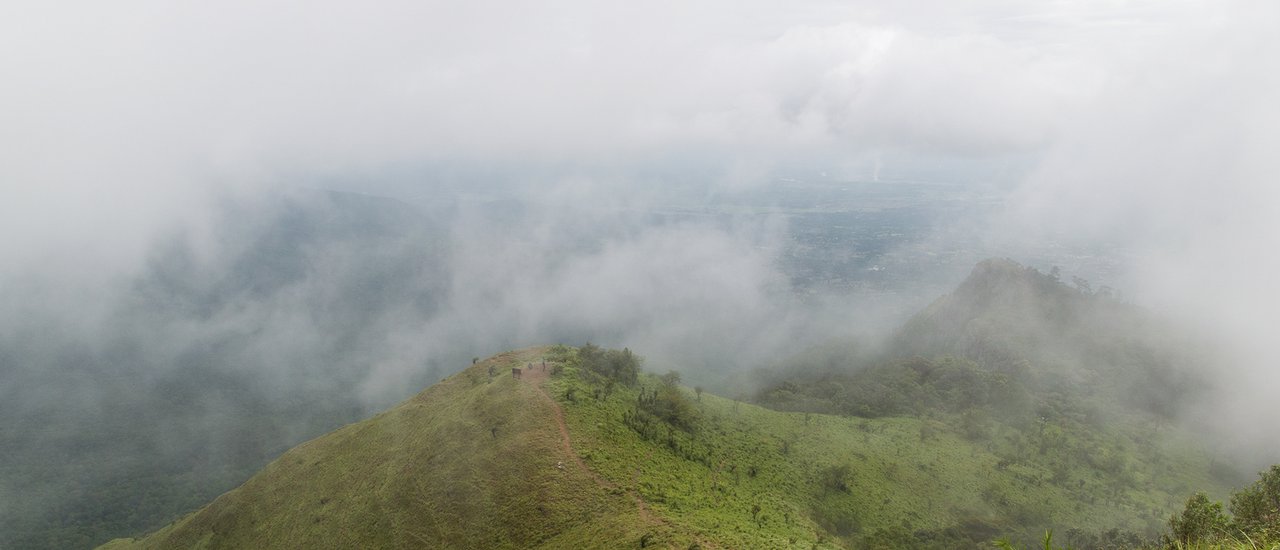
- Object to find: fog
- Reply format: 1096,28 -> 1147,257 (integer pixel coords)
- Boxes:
991,0 -> 1280,460
2,0 -> 1278,546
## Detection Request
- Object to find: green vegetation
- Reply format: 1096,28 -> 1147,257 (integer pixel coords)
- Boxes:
759,355 -> 1029,419
1170,493 -> 1231,546
576,343 -> 641,386
746,258 -> 1269,547
100,349 -> 658,550
1164,466 -> 1280,548
98,343 -> 1272,549
1229,465 -> 1280,542
545,347 -> 1222,548
995,497 -> 1280,550
888,259 -> 1204,420
95,260 -> 1279,549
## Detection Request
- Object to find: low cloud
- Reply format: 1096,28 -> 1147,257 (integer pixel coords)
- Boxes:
4,0 -> 1280,539
995,0 -> 1280,460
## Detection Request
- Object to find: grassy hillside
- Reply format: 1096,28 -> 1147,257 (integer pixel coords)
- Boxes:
546,349 -> 1226,548
742,259 -> 1249,546
104,344 -> 1228,549
100,349 -> 660,550
890,258 -> 1204,417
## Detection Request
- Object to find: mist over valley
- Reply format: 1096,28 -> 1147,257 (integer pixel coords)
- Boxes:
2,1 -> 1278,548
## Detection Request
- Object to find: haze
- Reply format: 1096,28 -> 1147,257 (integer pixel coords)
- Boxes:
2,0 -> 1278,547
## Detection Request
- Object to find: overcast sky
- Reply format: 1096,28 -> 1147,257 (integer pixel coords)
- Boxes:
3,0 -> 1279,442
7,0 -> 1269,267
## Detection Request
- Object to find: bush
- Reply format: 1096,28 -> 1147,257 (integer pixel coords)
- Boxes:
1230,464 -> 1280,541
812,504 -> 860,537
1163,465 -> 1280,547
637,377 -> 699,432
1168,493 -> 1229,545
820,464 -> 851,493
578,343 -> 640,386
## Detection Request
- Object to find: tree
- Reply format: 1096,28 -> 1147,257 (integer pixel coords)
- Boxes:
579,343 -> 640,386
649,382 -> 698,431
629,369 -> 700,432
1230,465 -> 1280,540
820,463 -> 852,493
662,370 -> 682,387
1169,493 -> 1229,545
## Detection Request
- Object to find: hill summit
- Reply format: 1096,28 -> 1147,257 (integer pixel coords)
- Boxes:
895,257 -> 1099,360
101,348 -> 662,549
101,260 -> 1232,549
892,258 -> 1200,416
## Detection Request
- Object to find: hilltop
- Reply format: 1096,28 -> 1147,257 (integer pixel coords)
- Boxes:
102,338 -> 1226,549
892,258 -> 1202,415
99,348 -> 658,549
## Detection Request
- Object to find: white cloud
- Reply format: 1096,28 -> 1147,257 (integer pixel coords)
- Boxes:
3,0 -> 1277,447
0,0 -> 1137,205
991,0 -> 1280,457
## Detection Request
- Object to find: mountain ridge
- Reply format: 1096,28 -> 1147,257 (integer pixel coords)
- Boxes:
100,348 -> 662,549
103,340 -> 1226,549
100,260 -> 1236,549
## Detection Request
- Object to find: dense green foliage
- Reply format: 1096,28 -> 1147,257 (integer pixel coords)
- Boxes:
576,343 -> 641,386
1170,493 -> 1230,545
1166,466 -> 1280,548
635,371 -> 701,432
1229,465 -> 1280,541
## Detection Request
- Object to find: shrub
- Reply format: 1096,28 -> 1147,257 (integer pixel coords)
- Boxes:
820,464 -> 852,493
812,504 -> 861,537
1230,464 -> 1280,542
1168,493 -> 1229,545
637,380 -> 699,432
579,343 -> 640,386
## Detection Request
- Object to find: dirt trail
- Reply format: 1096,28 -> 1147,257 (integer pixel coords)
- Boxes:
515,362 -> 658,525
520,366 -> 597,480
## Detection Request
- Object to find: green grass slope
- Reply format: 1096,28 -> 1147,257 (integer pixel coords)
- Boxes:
546,352 -> 1226,548
891,258 -> 1205,417
99,348 -> 661,550
102,344 -> 1227,549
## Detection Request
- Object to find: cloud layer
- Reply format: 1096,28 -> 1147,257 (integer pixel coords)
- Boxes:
3,3 -> 1280,533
